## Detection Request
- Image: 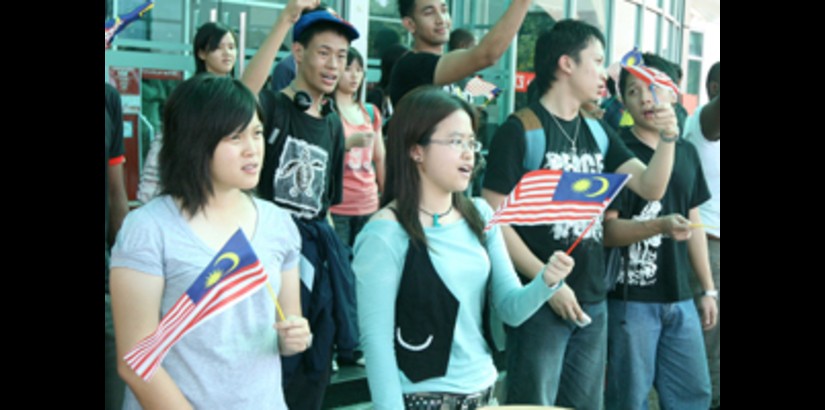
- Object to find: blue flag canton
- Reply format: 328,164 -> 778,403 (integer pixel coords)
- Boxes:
187,229 -> 260,303
553,172 -> 629,203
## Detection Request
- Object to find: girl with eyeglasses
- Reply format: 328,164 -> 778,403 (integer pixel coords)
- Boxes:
352,87 -> 575,409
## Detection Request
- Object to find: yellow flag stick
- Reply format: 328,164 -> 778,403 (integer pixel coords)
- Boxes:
266,282 -> 286,322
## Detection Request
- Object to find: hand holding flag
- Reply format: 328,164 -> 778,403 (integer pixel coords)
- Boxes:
619,47 -> 680,105
124,228 -> 272,381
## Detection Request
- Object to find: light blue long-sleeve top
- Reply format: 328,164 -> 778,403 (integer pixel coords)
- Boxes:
352,198 -> 560,410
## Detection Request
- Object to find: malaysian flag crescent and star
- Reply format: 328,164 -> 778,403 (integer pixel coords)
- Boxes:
485,170 -> 631,231
124,228 -> 267,381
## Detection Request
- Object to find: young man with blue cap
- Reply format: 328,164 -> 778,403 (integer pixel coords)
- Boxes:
243,2 -> 361,409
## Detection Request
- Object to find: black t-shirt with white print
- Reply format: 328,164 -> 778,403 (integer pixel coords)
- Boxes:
258,90 -> 344,221
607,127 -> 711,303
483,101 -> 635,303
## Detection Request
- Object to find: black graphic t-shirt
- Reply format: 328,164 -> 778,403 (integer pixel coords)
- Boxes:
483,101 -> 635,303
259,90 -> 344,221
607,127 -> 711,303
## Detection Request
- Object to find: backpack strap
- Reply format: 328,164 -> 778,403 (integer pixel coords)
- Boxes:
513,107 -> 546,171
365,103 -> 382,134
584,117 -> 609,157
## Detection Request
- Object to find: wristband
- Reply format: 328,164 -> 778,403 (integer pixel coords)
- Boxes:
701,289 -> 718,299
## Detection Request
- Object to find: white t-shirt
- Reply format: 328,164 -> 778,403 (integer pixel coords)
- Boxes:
683,105 -> 720,237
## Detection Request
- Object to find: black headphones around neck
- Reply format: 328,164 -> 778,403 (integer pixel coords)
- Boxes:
290,83 -> 314,112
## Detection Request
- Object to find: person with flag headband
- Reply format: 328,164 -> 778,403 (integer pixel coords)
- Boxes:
110,74 -> 311,409
482,20 -> 679,409
602,53 -> 717,409
353,87 -> 575,409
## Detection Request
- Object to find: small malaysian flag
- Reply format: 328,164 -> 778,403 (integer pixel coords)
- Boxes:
123,228 -> 268,381
623,65 -> 680,98
485,170 -> 631,231
464,76 -> 502,100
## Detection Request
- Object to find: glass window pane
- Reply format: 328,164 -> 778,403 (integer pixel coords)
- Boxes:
115,0 -> 183,42
689,31 -> 704,56
613,0 -> 638,61
371,0 -> 401,18
687,59 -> 702,95
532,0 -> 565,21
513,3 -> 562,109
576,0 -> 608,34
642,9 -> 657,53
660,20 -> 671,59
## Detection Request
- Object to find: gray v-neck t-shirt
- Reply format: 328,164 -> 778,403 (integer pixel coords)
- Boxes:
111,195 -> 300,409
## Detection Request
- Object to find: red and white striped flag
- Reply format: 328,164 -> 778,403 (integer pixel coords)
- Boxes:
464,76 -> 501,100
624,65 -> 680,97
485,169 -> 631,231
124,229 -> 268,381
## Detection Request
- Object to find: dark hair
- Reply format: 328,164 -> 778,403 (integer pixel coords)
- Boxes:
193,22 -> 237,75
380,43 -> 410,90
449,28 -> 475,51
618,52 -> 675,100
706,61 -> 720,97
398,0 -> 416,18
672,63 -> 683,84
605,77 -> 617,97
383,87 -> 485,249
160,74 -> 263,216
374,28 -> 402,57
533,19 -> 605,96
296,6 -> 353,48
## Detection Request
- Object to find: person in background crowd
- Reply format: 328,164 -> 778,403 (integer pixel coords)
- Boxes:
683,60 -> 720,410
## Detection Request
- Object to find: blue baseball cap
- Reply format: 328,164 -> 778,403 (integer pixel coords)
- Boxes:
293,8 -> 360,43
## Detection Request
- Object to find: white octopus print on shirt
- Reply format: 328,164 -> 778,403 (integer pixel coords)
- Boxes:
274,136 -> 328,218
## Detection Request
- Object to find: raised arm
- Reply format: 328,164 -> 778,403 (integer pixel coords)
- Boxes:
432,0 -> 531,85
111,268 -> 193,410
241,0 -> 319,94
615,102 -> 678,200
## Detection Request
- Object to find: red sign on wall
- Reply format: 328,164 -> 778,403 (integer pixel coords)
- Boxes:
109,66 -> 140,95
143,69 -> 183,81
515,71 -> 536,93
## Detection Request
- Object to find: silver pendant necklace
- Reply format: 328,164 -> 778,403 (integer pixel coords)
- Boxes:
549,112 -> 582,155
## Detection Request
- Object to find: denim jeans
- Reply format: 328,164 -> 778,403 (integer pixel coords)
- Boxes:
606,299 -> 711,410
504,301 -> 607,410
331,213 -> 373,248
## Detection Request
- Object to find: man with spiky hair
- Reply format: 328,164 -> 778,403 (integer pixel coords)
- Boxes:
389,0 -> 533,107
